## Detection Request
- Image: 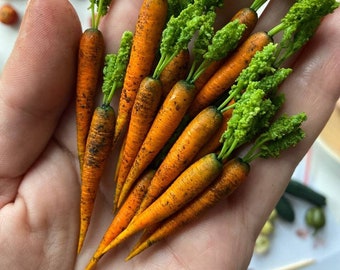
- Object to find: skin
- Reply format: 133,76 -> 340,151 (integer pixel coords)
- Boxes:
0,0 -> 339,269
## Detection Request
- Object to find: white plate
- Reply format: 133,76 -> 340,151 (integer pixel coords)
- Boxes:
249,140 -> 340,270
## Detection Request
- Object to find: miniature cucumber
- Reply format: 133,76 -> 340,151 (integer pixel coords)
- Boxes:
275,194 -> 295,222
285,179 -> 326,207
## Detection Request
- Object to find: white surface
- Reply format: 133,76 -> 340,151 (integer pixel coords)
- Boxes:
249,140 -> 340,270
2,1 -> 340,269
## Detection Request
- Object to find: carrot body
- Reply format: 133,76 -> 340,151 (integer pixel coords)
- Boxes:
113,77 -> 162,210
117,80 -> 197,208
76,28 -> 105,169
159,49 -> 190,98
78,105 -> 116,253
231,7 -> 259,43
188,31 -> 272,117
127,157 -> 250,260
194,59 -> 224,92
113,0 -> 168,143
194,7 -> 258,92
85,170 -> 155,270
194,105 -> 234,161
102,153 -> 223,255
138,106 -> 223,213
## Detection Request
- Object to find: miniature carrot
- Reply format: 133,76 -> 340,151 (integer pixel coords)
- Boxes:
78,31 -> 133,253
127,157 -> 250,260
159,49 -> 190,98
76,0 -> 111,170
85,169 -> 155,270
102,153 -> 223,256
137,106 -> 223,214
194,104 -> 234,161
78,105 -> 116,253
113,77 -> 162,211
113,0 -> 168,144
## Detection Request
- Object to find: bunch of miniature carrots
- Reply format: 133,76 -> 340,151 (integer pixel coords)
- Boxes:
74,0 -> 339,268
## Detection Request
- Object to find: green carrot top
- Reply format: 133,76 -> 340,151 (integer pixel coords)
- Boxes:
89,0 -> 112,29
102,31 -> 133,106
267,0 -> 340,66
217,86 -> 282,161
152,1 -> 206,79
242,113 -> 307,163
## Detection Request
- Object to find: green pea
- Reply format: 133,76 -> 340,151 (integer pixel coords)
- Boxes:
305,206 -> 326,235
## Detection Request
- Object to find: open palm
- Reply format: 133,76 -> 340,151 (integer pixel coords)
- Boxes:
0,0 -> 339,269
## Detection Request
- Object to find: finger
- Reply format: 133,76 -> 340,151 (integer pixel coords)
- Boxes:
0,0 -> 81,178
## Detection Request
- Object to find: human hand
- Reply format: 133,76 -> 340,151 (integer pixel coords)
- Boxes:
0,0 -> 339,269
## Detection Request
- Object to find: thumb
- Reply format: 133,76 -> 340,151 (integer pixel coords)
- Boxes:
0,0 -> 81,178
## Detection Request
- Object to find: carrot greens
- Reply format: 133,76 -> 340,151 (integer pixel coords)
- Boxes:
242,113 -> 307,163
89,0 -> 112,29
102,31 -> 133,105
267,0 -> 340,66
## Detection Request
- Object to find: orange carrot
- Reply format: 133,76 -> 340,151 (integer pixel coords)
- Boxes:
194,102 -> 235,161
76,28 -> 105,170
194,59 -> 224,92
231,7 -> 259,43
194,7 -> 259,92
137,106 -> 223,214
78,105 -> 116,253
127,157 -> 250,260
159,49 -> 190,99
102,153 -> 223,255
117,80 -> 197,208
113,0 -> 168,144
85,169 -> 155,270
188,31 -> 272,118
113,77 -> 162,211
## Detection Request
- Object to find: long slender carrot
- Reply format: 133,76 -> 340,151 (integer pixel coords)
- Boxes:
102,153 -> 223,256
127,157 -> 250,260
76,28 -> 105,170
113,77 -> 162,211
78,105 -> 116,253
188,31 -> 272,118
137,106 -> 223,214
194,6 -> 259,91
85,169 -> 155,270
117,80 -> 197,208
159,49 -> 190,99
113,0 -> 168,144
76,0 -> 113,170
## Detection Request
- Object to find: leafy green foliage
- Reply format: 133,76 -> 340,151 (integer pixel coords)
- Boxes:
102,31 -> 133,105
243,113 -> 307,162
268,0 -> 340,66
89,0 -> 112,28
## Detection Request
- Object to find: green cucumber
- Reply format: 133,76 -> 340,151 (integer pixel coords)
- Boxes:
275,195 -> 295,222
285,179 -> 326,207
